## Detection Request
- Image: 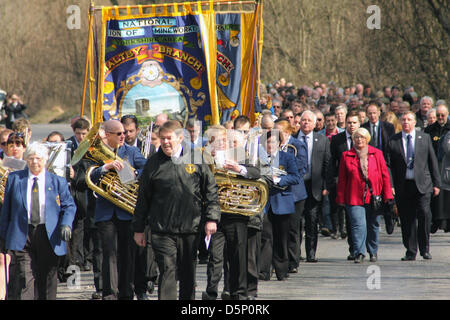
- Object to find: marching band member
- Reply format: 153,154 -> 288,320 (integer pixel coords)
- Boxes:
274,118 -> 308,273
201,125 -> 261,301
89,119 -> 147,300
258,130 -> 301,281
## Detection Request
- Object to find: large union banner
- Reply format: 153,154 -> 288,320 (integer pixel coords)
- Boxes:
98,5 -> 218,125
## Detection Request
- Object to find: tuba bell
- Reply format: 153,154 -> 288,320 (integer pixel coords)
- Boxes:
209,156 -> 269,216
0,164 -> 11,204
71,123 -> 139,215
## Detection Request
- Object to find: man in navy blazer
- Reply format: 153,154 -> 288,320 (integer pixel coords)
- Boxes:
259,131 -> 301,281
89,120 -> 147,300
0,142 -> 76,300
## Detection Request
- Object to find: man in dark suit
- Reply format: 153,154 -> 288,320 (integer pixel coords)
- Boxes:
297,110 -> 331,262
89,120 -> 147,300
329,110 -> 360,258
415,96 -> 433,129
387,111 -> 441,260
362,102 -> 395,161
0,142 -> 76,299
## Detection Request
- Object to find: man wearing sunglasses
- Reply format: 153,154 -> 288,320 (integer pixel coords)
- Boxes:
0,129 -> 13,159
89,119 -> 147,300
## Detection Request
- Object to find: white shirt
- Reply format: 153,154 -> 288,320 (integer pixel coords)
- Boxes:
402,130 -> 416,180
27,170 -> 46,224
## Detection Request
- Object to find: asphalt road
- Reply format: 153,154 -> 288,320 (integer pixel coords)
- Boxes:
56,221 -> 450,301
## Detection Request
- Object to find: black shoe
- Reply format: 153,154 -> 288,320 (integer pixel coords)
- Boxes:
431,223 -> 439,234
321,228 -> 331,236
91,291 -> 102,300
340,231 -> 347,239
347,254 -> 355,261
369,254 -> 377,262
136,292 -> 149,300
401,255 -> 416,261
221,291 -> 231,300
306,257 -> 318,263
299,256 -> 306,261
147,281 -> 155,295
202,291 -> 216,300
288,267 -> 298,273
354,254 -> 364,263
422,253 -> 432,260
258,273 -> 270,281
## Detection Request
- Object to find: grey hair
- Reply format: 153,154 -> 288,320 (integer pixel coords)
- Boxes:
335,105 -> 348,114
436,99 -> 447,107
301,110 -> 317,125
420,96 -> 434,106
426,108 -> 437,117
24,142 -> 49,161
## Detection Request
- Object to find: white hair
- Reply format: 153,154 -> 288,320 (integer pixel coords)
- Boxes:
24,142 -> 49,161
420,96 -> 434,106
335,105 -> 348,114
301,110 -> 317,125
426,108 -> 437,117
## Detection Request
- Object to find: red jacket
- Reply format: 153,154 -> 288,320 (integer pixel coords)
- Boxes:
336,146 -> 393,206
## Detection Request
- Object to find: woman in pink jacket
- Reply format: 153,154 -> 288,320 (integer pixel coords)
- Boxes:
337,128 -> 393,263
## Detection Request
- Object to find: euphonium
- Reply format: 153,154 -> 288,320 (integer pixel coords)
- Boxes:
0,164 -> 11,204
72,123 -> 139,215
212,166 -> 269,217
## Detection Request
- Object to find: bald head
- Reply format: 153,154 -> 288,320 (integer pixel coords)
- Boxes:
155,113 -> 169,127
104,120 -> 125,148
261,114 -> 274,130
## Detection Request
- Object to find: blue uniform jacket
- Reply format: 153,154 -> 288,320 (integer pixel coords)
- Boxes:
283,136 -> 308,202
0,169 -> 76,256
90,144 -> 147,222
264,150 -> 301,215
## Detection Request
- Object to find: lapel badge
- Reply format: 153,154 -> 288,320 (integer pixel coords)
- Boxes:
433,136 -> 439,141
279,165 -> 285,171
185,164 -> 196,174
56,195 -> 61,206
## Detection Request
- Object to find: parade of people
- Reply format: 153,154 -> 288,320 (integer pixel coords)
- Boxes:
0,0 -> 449,307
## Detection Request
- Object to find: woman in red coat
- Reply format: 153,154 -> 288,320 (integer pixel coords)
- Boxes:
337,128 -> 393,263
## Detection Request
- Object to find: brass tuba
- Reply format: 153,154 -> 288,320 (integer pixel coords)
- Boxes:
71,123 -> 139,215
0,164 -> 11,204
212,166 -> 269,217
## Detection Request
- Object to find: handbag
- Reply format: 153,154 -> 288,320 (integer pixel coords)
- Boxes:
365,178 -> 384,215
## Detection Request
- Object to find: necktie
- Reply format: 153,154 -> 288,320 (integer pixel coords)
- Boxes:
349,136 -> 353,149
302,135 -> 308,164
30,177 -> 40,226
372,124 -> 378,147
406,134 -> 414,169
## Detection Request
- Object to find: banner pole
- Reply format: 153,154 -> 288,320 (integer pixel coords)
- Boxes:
81,1 -> 95,118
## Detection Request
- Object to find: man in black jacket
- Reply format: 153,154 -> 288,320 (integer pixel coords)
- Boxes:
132,120 -> 220,300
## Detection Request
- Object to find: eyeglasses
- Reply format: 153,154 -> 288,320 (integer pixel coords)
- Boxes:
8,132 -> 24,139
0,142 -> 7,146
121,114 -> 137,122
107,131 -> 125,136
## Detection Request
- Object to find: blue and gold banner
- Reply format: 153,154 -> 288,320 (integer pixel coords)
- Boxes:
98,4 -> 218,125
216,10 -> 260,123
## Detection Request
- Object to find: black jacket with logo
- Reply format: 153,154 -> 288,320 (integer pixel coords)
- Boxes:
132,147 -> 221,234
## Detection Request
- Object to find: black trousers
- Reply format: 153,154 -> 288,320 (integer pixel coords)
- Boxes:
96,216 -> 135,300
7,224 -> 59,300
205,215 -> 248,300
151,232 -> 198,300
299,181 -> 321,259
396,180 -> 432,257
288,200 -> 305,270
134,226 -> 158,294
260,209 -> 291,280
247,227 -> 261,298
69,215 -> 84,266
